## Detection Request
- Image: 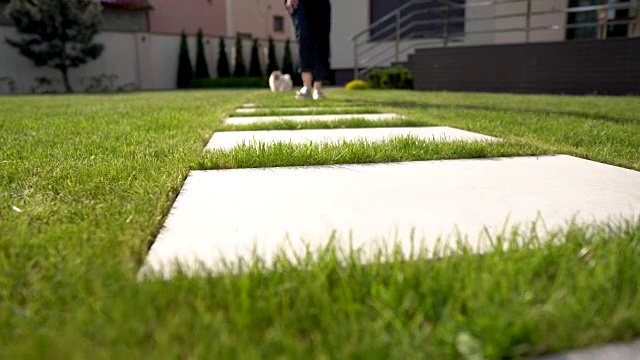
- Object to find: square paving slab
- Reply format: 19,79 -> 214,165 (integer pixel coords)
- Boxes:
224,113 -> 402,125
538,340 -> 640,360
141,155 -> 640,277
205,127 -> 498,151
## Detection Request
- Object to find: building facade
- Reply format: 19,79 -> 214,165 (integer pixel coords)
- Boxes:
341,0 -> 640,83
0,0 -> 298,94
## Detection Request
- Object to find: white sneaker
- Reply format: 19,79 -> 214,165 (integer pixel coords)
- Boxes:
312,89 -> 326,100
295,87 -> 311,100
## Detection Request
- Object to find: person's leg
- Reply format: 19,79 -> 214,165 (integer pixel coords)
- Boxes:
309,0 -> 331,99
289,1 -> 313,98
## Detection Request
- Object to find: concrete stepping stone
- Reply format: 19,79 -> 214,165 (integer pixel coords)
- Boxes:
240,103 -> 256,108
537,340 -> 640,360
235,107 -> 362,114
224,113 -> 402,125
205,127 -> 498,151
141,155 -> 640,277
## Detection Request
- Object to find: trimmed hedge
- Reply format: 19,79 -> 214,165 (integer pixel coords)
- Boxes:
189,77 -> 269,89
367,66 -> 414,90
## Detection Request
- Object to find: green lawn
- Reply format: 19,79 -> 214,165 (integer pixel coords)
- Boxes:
0,89 -> 639,359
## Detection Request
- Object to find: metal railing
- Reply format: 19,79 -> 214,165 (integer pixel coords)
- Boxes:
352,0 -> 640,79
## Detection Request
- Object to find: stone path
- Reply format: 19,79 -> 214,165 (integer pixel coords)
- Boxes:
537,340 -> 640,360
144,103 -> 640,275
205,126 -> 498,151
143,102 -> 640,358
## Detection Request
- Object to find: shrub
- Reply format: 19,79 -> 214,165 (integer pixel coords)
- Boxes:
177,31 -> 193,88
189,77 -> 268,89
345,79 -> 370,90
217,37 -> 231,78
248,39 -> 263,77
233,37 -> 247,77
266,37 -> 279,75
5,0 -> 104,93
366,66 -> 414,90
194,29 -> 210,79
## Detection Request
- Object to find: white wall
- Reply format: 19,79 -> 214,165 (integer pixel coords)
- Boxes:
331,0 -> 370,69
0,26 -> 299,94
0,26 -> 140,94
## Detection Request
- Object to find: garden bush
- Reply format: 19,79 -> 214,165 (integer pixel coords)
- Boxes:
367,66 -> 414,90
345,79 -> 370,90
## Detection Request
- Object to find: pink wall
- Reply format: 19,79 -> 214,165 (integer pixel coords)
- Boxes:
148,0 -> 226,36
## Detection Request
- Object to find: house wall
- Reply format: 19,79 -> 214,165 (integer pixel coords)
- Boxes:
493,0 -> 566,44
464,0 -> 497,45
228,0 -> 294,41
332,0 -> 370,69
0,26 -> 141,94
412,37 -> 640,95
0,23 -> 297,94
147,0 -> 227,36
102,8 -> 148,32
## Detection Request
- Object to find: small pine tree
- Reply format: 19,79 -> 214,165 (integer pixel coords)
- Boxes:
266,37 -> 280,75
233,37 -> 247,77
177,31 -> 193,88
282,38 -> 294,76
5,0 -> 104,93
194,29 -> 210,78
217,37 -> 231,78
248,39 -> 263,77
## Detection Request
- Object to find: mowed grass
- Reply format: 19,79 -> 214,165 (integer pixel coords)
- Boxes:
199,137 -> 550,170
0,89 -> 639,359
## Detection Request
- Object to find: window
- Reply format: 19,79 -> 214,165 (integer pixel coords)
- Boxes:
273,15 -> 284,33
566,0 -> 631,39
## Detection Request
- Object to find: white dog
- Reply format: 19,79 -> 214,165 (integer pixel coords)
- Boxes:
269,71 -> 293,92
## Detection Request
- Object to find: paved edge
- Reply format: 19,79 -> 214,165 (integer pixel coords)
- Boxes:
537,340 -> 640,360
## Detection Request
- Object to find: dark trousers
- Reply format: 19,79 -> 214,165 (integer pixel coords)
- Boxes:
289,0 -> 331,81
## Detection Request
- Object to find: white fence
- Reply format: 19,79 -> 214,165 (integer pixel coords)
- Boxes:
0,26 -> 298,94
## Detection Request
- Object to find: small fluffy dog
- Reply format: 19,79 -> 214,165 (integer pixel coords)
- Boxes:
269,71 -> 293,92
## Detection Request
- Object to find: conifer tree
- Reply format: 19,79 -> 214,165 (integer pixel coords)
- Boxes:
217,37 -> 231,78
282,38 -> 294,76
248,39 -> 263,77
177,31 -> 193,88
194,29 -> 210,78
266,37 -> 280,74
233,37 -> 247,77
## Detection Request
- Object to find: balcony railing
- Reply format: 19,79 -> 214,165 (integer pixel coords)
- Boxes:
352,0 -> 640,79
